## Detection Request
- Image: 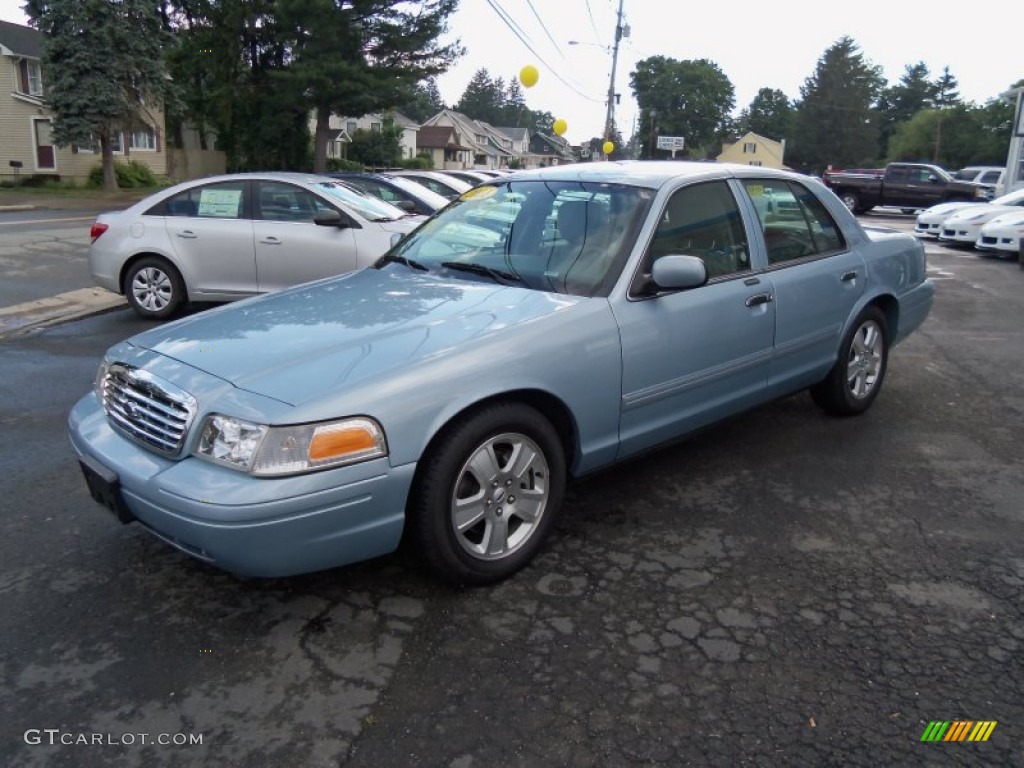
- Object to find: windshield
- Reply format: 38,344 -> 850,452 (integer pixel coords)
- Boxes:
313,181 -> 409,221
380,180 -> 652,296
992,188 -> 1024,206
381,175 -> 451,209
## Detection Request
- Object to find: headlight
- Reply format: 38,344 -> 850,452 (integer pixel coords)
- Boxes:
94,360 -> 110,401
195,414 -> 387,476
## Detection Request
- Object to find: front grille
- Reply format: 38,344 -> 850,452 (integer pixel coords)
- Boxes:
100,363 -> 197,456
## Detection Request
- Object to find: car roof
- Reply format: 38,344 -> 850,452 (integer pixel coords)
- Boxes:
492,161 -> 798,190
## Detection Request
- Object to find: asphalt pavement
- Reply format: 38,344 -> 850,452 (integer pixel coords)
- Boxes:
0,207 -> 1022,766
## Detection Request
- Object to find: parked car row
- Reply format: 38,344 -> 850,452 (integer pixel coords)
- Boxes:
914,187 -> 1024,256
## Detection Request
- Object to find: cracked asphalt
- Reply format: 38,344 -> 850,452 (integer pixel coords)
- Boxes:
1,217 -> 1022,766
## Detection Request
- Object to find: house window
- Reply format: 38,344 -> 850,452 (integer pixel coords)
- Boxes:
347,121 -> 357,134
26,61 -> 43,95
130,126 -> 157,151
110,133 -> 124,153
743,142 -> 757,154
370,122 -> 381,133
749,160 -> 762,166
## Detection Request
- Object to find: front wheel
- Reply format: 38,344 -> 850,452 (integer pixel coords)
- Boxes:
810,306 -> 889,416
124,256 -> 185,320
409,403 -> 566,585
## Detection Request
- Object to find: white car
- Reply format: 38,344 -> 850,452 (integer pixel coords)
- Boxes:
975,210 -> 1024,256
951,166 -> 1006,199
915,200 -> 981,237
937,188 -> 1024,246
89,172 -> 424,319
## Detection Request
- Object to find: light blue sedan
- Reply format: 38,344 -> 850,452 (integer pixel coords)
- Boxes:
68,162 -> 934,584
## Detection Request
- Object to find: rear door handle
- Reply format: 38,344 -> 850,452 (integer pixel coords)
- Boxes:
745,292 -> 773,308
176,230 -> 197,239
259,237 -> 281,245
841,271 -> 857,283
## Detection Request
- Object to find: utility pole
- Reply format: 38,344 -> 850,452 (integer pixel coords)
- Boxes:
603,0 -> 625,158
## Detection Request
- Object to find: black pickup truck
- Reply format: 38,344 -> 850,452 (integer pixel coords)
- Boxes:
822,162 -> 989,214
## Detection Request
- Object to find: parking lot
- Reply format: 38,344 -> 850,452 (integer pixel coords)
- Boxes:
1,209 -> 1022,766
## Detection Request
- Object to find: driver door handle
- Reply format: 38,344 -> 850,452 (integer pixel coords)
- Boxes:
745,292 -> 773,308
176,230 -> 197,239
841,270 -> 858,283
259,236 -> 282,245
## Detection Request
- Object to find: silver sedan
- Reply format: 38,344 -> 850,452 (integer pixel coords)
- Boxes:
88,172 -> 424,319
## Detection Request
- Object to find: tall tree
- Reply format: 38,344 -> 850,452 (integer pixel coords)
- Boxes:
278,0 -> 461,173
930,66 -> 962,162
454,68 -> 506,124
26,0 -> 176,190
740,88 -> 794,142
629,56 -> 735,157
889,100 -> 1013,168
396,78 -> 446,123
875,62 -> 937,157
791,37 -> 884,172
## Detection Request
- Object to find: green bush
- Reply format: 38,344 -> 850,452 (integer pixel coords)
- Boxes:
325,158 -> 365,172
398,155 -> 434,170
88,160 -> 159,188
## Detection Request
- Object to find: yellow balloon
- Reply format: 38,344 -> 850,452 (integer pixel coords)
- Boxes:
519,65 -> 539,88
552,119 -> 568,136
602,141 -> 615,155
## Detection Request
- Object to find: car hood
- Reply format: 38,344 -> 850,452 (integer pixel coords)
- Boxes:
983,211 -> 1024,228
920,201 -> 975,218
944,203 -> 1019,223
127,267 -> 580,406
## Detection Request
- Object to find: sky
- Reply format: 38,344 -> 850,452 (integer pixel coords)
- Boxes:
2,0 -> 1020,145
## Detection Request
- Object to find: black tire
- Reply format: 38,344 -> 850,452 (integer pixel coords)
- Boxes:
409,402 -> 566,585
839,191 -> 862,215
810,306 -> 889,417
124,256 -> 185,320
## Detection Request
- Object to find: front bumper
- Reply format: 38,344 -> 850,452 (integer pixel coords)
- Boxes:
68,393 -> 415,577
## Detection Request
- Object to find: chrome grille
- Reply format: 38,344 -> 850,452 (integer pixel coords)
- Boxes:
100,363 -> 197,456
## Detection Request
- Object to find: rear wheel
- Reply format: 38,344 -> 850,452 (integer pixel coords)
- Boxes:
124,256 -> 185,320
409,403 -> 566,585
839,191 -> 863,215
810,306 -> 889,416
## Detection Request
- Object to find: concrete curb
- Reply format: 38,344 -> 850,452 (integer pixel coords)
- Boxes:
0,288 -> 126,340
0,204 -> 37,212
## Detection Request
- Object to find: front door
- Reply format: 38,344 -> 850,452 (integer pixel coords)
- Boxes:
33,119 -> 55,170
613,180 -> 774,459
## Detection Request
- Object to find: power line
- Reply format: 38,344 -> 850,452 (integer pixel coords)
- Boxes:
583,0 -> 604,46
482,0 -> 603,104
525,0 -> 568,61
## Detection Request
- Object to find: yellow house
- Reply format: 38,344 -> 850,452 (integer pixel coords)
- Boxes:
717,131 -> 786,169
0,19 -> 167,183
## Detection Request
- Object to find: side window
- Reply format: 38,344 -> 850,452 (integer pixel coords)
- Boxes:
160,182 -> 246,219
647,181 -> 750,280
257,182 -> 332,222
886,168 -> 908,184
742,180 -> 845,265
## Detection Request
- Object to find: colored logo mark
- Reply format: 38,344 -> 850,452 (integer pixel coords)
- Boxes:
920,721 -> 997,742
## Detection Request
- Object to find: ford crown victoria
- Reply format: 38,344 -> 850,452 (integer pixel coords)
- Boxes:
69,162 -> 934,585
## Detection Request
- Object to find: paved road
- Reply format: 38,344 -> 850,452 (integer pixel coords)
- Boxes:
1,224 -> 1022,765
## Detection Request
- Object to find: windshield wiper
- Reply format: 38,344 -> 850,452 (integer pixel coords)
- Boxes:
440,261 -> 524,285
377,254 -> 429,271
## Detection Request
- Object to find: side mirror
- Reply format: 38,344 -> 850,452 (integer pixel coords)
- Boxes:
390,232 -> 406,248
927,174 -> 939,183
395,199 -> 417,213
314,210 -> 348,228
650,254 -> 708,291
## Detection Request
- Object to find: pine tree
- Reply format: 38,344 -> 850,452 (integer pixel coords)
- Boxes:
792,37 -> 884,171
26,0 -> 176,190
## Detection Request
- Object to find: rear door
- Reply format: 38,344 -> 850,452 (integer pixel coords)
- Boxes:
739,179 -> 865,395
163,180 -> 256,297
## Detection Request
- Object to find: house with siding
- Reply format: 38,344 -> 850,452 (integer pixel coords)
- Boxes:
422,109 -> 514,169
313,110 -> 421,162
0,20 -> 168,184
528,132 -> 575,167
716,131 -> 786,169
416,125 -> 474,169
